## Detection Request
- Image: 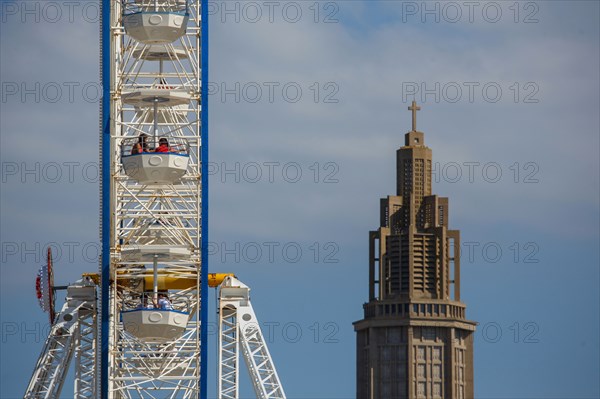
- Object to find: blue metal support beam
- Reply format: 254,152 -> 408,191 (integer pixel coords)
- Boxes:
200,0 -> 209,397
100,0 -> 111,397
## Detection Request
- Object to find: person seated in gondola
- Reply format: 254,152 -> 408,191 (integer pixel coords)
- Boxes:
155,138 -> 170,153
131,133 -> 150,154
135,296 -> 154,310
154,293 -> 173,310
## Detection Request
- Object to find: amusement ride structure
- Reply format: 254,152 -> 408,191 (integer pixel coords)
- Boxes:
24,1 -> 286,398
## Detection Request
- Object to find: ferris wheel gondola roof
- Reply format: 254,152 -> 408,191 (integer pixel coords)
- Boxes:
122,89 -> 192,107
132,44 -> 189,61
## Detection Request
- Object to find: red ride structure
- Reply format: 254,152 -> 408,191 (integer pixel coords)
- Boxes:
35,248 -> 56,324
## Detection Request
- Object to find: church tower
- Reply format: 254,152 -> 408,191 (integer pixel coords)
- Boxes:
354,102 -> 476,399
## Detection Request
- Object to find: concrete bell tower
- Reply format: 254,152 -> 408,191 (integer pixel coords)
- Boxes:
354,102 -> 476,399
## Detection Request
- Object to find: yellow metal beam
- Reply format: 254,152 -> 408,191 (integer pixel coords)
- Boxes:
81,272 -> 235,289
208,273 -> 235,287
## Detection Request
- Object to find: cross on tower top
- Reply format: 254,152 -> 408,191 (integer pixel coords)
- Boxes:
408,100 -> 421,132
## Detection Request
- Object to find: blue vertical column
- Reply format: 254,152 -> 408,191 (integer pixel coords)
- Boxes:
199,0 -> 209,397
100,0 -> 111,398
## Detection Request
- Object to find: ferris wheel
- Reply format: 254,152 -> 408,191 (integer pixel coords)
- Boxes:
102,0 -> 205,397
24,1 -> 287,398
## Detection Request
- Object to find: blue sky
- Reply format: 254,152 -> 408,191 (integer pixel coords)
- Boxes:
1,1 -> 599,398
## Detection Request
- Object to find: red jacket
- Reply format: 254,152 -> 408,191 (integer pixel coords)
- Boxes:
155,144 -> 169,153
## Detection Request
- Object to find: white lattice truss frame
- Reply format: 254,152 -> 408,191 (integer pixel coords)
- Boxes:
74,306 -> 98,399
107,1 -> 203,397
218,306 -> 238,399
218,278 -> 286,399
109,320 -> 201,398
24,281 -> 97,399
